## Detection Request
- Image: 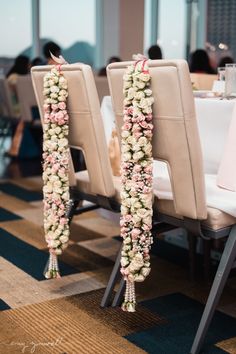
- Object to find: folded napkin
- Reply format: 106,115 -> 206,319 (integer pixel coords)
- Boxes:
217,101 -> 236,191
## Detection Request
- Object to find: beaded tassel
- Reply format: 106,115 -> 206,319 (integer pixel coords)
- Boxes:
44,250 -> 61,279
121,280 -> 136,312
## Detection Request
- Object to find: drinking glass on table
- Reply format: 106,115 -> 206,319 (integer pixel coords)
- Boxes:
225,63 -> 236,98
212,67 -> 225,94
217,67 -> 225,81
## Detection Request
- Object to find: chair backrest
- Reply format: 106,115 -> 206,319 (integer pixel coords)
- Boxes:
94,76 -> 110,102
16,75 -> 39,122
0,77 -> 15,117
31,63 -> 115,197
107,59 -> 207,220
190,73 -> 217,90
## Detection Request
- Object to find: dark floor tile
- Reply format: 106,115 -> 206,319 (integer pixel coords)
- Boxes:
126,293 -> 236,354
0,228 -> 77,280
0,183 -> 42,202
0,207 -> 22,222
0,299 -> 11,311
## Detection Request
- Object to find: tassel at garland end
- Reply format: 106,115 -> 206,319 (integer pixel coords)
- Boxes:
121,280 -> 136,312
44,251 -> 61,279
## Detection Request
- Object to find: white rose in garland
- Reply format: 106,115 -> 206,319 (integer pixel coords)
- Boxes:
42,65 -> 70,279
120,58 -> 154,312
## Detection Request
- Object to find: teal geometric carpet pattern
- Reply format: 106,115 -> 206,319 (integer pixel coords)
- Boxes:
0,182 -> 42,201
0,228 -> 77,280
0,299 -> 10,311
0,177 -> 235,353
0,207 -> 22,222
126,293 -> 236,354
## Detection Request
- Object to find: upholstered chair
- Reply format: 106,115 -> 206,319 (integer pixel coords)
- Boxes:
94,75 -> 110,103
190,73 -> 218,91
0,77 -> 20,150
105,59 -> 236,354
0,77 -> 16,118
16,76 -> 39,123
31,63 -> 121,225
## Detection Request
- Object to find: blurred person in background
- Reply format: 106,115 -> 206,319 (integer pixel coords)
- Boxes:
218,55 -> 234,67
98,56 -> 121,76
148,44 -> 163,60
7,55 -> 30,87
31,57 -> 44,66
6,55 -> 30,115
43,41 -> 61,65
189,49 -> 215,74
6,55 -> 40,158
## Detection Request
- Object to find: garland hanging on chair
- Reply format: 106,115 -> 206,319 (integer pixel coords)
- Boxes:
42,66 -> 70,279
120,57 -> 154,312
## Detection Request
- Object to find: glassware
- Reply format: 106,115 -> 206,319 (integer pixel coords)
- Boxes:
217,67 -> 225,81
225,63 -> 236,98
212,67 -> 225,94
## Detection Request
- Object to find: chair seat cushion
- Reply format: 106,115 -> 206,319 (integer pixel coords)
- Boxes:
75,170 -> 121,202
154,199 -> 236,230
75,163 -> 236,231
153,161 -> 236,230
153,162 -> 236,216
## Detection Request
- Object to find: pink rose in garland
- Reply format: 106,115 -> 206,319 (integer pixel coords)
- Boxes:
120,58 -> 154,312
42,66 -> 70,279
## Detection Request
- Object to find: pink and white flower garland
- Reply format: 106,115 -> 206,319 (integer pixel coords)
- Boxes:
120,59 -> 154,312
42,66 -> 70,279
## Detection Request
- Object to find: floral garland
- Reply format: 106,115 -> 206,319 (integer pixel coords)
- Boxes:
120,58 -> 154,312
42,66 -> 70,279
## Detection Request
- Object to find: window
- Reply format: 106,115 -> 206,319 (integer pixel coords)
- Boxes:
40,0 -> 96,66
158,0 -> 187,59
0,0 -> 31,57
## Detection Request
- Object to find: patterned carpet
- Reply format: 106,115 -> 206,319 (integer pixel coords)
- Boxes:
0,177 -> 236,353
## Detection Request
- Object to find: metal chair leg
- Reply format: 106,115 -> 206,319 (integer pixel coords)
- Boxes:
190,226 -> 236,354
187,232 -> 197,280
112,278 -> 126,307
67,199 -> 79,224
100,247 -> 122,308
203,238 -> 212,282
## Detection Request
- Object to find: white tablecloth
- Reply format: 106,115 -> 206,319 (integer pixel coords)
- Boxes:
101,96 -> 236,174
194,97 -> 236,174
101,96 -> 116,144
101,96 -> 236,216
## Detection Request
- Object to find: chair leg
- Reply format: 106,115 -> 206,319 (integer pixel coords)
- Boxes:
67,199 -> 79,224
187,232 -> 197,280
0,121 -> 11,151
190,226 -> 236,354
203,238 -> 212,282
100,247 -> 122,308
112,278 -> 126,307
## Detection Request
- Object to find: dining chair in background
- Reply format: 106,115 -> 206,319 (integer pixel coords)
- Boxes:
16,75 -> 40,123
94,75 -> 110,103
0,77 -> 16,117
190,73 -> 218,91
104,59 -> 236,354
0,77 -> 19,151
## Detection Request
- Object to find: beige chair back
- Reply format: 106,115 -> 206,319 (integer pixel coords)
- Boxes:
190,73 -> 217,90
31,63 -> 115,197
0,77 -> 15,117
94,76 -> 110,102
16,75 -> 38,122
107,59 -> 207,220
